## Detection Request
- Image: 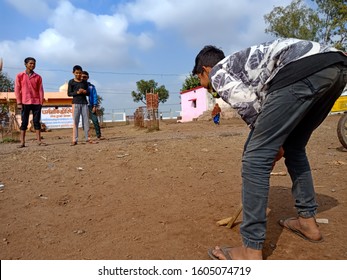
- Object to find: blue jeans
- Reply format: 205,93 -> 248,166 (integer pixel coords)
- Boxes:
213,113 -> 220,124
241,64 -> 347,250
89,106 -> 101,138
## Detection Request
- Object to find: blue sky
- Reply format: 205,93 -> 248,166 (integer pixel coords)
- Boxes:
0,0 -> 298,117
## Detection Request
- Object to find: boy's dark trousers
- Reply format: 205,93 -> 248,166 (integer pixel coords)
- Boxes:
89,106 -> 101,138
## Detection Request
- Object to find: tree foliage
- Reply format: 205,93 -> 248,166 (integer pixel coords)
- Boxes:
96,95 -> 104,117
180,74 -> 200,92
314,0 -> 347,50
264,0 -> 320,41
131,79 -> 169,105
264,0 -> 347,50
0,71 -> 15,92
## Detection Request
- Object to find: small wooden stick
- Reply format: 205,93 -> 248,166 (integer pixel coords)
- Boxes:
226,204 -> 243,228
216,204 -> 243,228
216,217 -> 233,226
216,206 -> 271,229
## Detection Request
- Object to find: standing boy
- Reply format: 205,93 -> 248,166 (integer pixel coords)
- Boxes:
67,65 -> 89,145
192,39 -> 347,260
81,71 -> 104,140
211,103 -> 221,125
15,57 -> 46,147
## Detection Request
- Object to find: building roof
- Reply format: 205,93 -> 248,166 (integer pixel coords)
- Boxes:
180,86 -> 204,94
0,83 -> 72,105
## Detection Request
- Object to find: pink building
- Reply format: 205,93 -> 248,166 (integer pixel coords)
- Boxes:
179,86 -> 213,122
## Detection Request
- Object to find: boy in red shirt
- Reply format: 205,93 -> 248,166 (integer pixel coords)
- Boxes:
15,57 -> 45,147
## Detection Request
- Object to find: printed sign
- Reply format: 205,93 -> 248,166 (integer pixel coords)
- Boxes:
41,107 -> 74,129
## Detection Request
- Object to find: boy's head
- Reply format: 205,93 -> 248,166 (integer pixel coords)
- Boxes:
82,70 -> 89,81
192,45 -> 225,89
72,65 -> 83,80
192,45 -> 225,75
24,57 -> 36,71
24,57 -> 36,64
73,65 -> 83,73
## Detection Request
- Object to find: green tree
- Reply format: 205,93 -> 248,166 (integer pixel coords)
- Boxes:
131,79 -> 169,105
180,74 -> 200,92
264,0 -> 347,50
314,0 -> 347,50
0,71 -> 15,92
96,95 -> 104,118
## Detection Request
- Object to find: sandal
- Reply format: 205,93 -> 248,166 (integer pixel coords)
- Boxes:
278,218 -> 324,243
70,142 -> 77,146
207,246 -> 233,260
17,144 -> 25,148
38,142 -> 48,146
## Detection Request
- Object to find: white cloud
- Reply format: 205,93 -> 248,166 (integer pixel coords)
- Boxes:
2,0 -> 294,69
0,0 -> 295,114
119,0 -> 294,50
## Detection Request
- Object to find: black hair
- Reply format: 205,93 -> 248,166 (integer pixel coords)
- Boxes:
24,57 -> 36,64
73,65 -> 83,72
192,45 -> 225,75
82,70 -> 89,76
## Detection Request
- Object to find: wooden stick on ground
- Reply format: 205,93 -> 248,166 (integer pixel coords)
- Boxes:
216,205 -> 271,229
216,204 -> 243,228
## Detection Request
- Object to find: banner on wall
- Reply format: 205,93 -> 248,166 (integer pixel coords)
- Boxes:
41,107 -> 75,129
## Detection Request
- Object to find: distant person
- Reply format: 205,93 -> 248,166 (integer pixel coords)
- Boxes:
211,103 -> 221,125
193,39 -> 347,260
15,57 -> 46,147
67,65 -> 89,145
81,71 -> 104,140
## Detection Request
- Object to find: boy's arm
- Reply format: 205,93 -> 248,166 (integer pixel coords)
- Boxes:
38,76 -> 44,105
92,86 -> 98,106
67,81 -> 75,97
272,147 -> 284,170
14,73 -> 22,104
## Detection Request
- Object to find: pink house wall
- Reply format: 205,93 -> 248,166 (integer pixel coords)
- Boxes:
180,86 -> 210,122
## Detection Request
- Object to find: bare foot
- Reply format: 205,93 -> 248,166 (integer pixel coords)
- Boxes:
208,245 -> 263,260
279,217 -> 323,242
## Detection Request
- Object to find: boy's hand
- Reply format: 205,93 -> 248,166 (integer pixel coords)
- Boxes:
275,147 -> 284,162
211,92 -> 220,98
272,147 -> 284,170
77,89 -> 86,94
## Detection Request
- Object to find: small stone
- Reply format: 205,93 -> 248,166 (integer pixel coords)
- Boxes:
316,218 -> 329,224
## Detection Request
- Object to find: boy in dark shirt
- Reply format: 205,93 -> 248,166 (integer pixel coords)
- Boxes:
67,65 -> 89,145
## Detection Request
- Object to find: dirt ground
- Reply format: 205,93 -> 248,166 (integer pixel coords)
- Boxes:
0,114 -> 346,260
